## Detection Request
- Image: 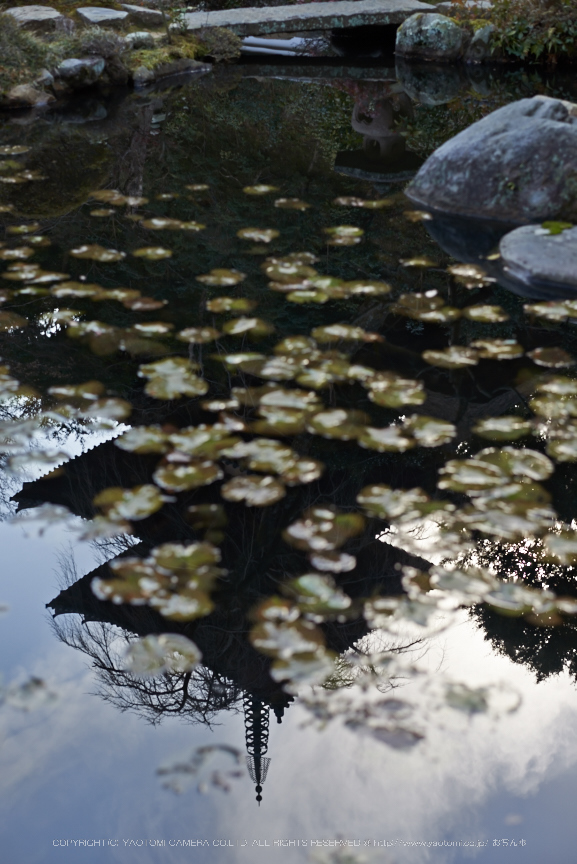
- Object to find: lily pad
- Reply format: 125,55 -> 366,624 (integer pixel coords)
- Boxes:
307,409 -> 369,440
243,185 -> 279,195
312,324 -> 381,344
221,474 -> 286,506
70,244 -> 125,262
367,373 -> 426,408
274,198 -> 310,210
153,461 -> 223,492
527,347 -> 575,368
115,426 -> 169,454
206,296 -> 256,313
138,357 -> 208,399
237,228 -> 279,243
470,339 -> 524,360
283,507 -> 365,552
463,305 -> 509,323
402,415 -> 456,447
177,326 -> 221,344
132,247 -> 173,260
124,634 -> 202,677
358,426 -> 415,453
222,317 -> 274,338
197,269 -> 246,287
93,484 -> 165,521
423,346 -> 479,369
473,416 -> 533,441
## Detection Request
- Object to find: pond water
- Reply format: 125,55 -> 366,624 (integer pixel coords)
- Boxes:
2,59 -> 577,863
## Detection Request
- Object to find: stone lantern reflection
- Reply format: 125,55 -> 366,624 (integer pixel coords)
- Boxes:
335,92 -> 423,183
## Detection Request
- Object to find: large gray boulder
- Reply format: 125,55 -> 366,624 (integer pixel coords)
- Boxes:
406,96 -> 577,223
5,5 -> 65,31
56,57 -> 106,89
76,7 -> 129,27
500,225 -> 577,289
121,4 -> 163,26
396,13 -> 469,62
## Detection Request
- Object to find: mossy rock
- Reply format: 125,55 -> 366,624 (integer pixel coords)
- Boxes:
0,13 -> 54,91
127,36 -> 200,72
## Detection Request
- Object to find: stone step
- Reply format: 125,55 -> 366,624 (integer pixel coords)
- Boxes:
183,0 -> 436,36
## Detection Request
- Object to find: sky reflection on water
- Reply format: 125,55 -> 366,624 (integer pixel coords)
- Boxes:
2,62 -> 577,864
2,517 -> 577,862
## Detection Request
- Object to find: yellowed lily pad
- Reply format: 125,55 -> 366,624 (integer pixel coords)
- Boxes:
70,244 -> 126,262
94,484 -> 165,521
463,305 -> 509,323
307,409 -> 369,440
115,426 -> 169,454
527,347 -> 575,368
358,426 -> 415,453
206,296 -> 257,313
470,339 -> 524,360
124,634 -> 201,678
283,506 -> 365,552
423,346 -> 478,369
222,317 -> 274,338
138,357 -> 208,399
243,185 -> 279,195
237,228 -> 279,243
177,326 -> 221,344
473,416 -> 533,441
197,269 -> 246,287
154,460 -> 223,492
221,474 -> 286,506
132,247 -> 173,260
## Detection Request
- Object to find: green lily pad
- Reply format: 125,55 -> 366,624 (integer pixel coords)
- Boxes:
153,460 -> 223,492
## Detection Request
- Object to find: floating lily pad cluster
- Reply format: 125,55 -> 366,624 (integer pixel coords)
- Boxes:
2,170 -> 577,707
92,542 -> 225,621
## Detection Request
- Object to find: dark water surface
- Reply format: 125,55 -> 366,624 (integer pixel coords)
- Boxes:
2,62 -> 577,864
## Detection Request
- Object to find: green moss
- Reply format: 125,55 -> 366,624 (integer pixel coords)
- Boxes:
52,26 -> 126,61
470,18 -> 491,32
195,28 -> 242,63
128,37 -> 200,71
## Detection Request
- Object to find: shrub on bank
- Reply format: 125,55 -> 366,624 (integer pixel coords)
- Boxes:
0,13 -> 53,90
452,0 -> 577,62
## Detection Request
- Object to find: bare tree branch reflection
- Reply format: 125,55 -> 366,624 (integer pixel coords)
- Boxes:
51,615 -> 242,726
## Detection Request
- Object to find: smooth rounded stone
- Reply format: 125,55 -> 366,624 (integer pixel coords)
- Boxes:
396,13 -> 470,62
396,58 -> 465,106
56,57 -> 106,89
1,83 -> 55,108
5,5 -> 64,31
34,69 -> 55,89
465,23 -> 501,64
76,7 -> 129,28
121,4 -> 163,26
500,225 -> 577,289
406,96 -> 577,223
132,65 -> 156,88
124,30 -> 156,49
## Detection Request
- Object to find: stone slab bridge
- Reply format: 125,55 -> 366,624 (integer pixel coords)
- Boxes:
183,0 -> 435,37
